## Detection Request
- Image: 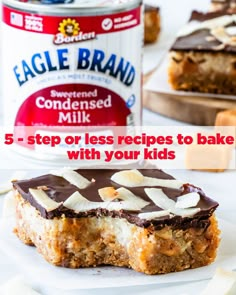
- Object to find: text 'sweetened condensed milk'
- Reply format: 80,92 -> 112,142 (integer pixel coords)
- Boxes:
2,0 -> 142,159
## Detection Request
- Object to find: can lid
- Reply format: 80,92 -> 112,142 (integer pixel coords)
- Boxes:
3,0 -> 142,14
67,0 -> 139,7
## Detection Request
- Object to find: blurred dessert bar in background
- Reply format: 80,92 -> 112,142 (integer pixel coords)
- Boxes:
211,0 -> 236,12
168,10 -> 236,95
144,5 -> 161,44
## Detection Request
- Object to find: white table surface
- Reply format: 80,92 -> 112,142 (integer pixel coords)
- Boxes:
0,0 -> 236,294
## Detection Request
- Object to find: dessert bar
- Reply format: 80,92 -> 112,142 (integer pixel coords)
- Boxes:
13,168 -> 220,275
169,10 -> 236,94
211,0 -> 236,12
144,5 -> 160,44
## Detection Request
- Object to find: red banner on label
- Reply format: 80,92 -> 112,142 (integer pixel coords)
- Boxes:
2,5 -> 141,36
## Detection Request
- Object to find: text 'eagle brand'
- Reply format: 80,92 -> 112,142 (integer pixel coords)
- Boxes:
13,48 -> 135,87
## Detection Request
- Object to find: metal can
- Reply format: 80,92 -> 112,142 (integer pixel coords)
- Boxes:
2,0 -> 142,135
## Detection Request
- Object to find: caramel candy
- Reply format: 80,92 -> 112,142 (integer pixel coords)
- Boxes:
185,132 -> 234,172
215,109 -> 236,147
215,109 -> 236,126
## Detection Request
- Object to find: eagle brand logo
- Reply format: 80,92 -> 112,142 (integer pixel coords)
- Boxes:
53,18 -> 96,45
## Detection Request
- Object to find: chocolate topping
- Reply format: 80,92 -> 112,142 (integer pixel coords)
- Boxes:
12,169 -> 218,230
171,10 -> 236,53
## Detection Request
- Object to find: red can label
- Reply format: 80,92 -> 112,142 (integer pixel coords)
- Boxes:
2,4 -> 142,130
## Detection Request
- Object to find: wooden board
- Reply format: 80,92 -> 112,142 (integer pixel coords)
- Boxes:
143,90 -> 236,125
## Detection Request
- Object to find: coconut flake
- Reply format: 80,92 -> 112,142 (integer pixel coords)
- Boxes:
145,188 -> 200,217
98,187 -> 118,201
50,168 -> 90,189
201,268 -> 236,295
98,186 -> 149,209
144,188 -> 176,210
177,15 -> 236,38
63,191 -> 97,211
111,170 -> 184,189
226,26 -> 236,36
138,210 -> 170,220
142,177 -> 184,189
64,189 -> 148,212
176,20 -> 201,38
111,170 -> 144,186
0,183 -> 12,195
116,187 -> 150,209
211,26 -> 236,46
175,192 -> 200,209
104,201 -> 143,211
29,188 -> 61,212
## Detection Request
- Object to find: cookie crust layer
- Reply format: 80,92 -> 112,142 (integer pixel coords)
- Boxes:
14,193 -> 220,275
168,51 -> 236,94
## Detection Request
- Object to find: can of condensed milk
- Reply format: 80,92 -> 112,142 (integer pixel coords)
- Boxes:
2,0 -> 142,137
